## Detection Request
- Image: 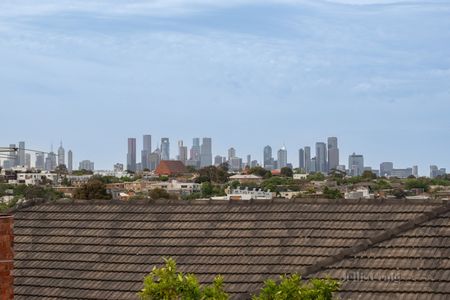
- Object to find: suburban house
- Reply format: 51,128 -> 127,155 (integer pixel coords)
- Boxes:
1,198 -> 449,299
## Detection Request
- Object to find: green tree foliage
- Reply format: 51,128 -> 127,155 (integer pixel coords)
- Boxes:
404,178 -> 431,192
74,178 -> 111,200
252,274 -> 340,300
196,166 -> 229,184
248,167 -> 272,179
373,179 -> 391,191
138,258 -> 228,300
307,173 -> 325,182
361,170 -> 377,180
72,169 -> 94,176
149,188 -> 170,200
280,167 -> 294,178
322,187 -> 343,199
201,182 -> 225,198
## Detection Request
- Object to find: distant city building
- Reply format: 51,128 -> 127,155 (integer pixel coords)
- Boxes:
45,152 -> 57,171
391,168 -> 413,179
250,160 -> 258,168
327,137 -> 339,171
149,149 -> 161,171
25,153 -> 31,169
57,142 -> 65,166
177,140 -> 188,164
141,134 -> 152,170
127,138 -> 137,172
430,165 -> 446,178
298,148 -> 305,170
67,150 -> 73,173
380,162 -> 394,177
412,165 -> 419,177
304,146 -> 311,173
35,152 -> 45,170
114,163 -> 124,172
277,146 -> 287,169
310,157 -> 317,173
228,147 -> 236,161
160,138 -> 170,161
348,153 -> 364,177
229,157 -> 242,172
18,141 -> 25,166
315,142 -> 327,173
214,155 -> 223,166
246,155 -> 251,168
190,138 -> 201,162
263,145 -> 273,170
9,144 -> 17,167
79,160 -> 95,171
200,137 -> 212,168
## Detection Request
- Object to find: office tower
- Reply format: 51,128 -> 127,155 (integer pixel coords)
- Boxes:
190,138 -> 201,162
430,165 -> 444,178
9,144 -> 17,167
178,141 -> 188,164
148,150 -> 161,171
304,146 -> 311,173
214,155 -> 223,166
141,135 -> 152,170
412,165 -> 419,177
200,137 -> 212,168
380,162 -> 394,177
250,160 -> 258,168
263,145 -> 273,170
310,157 -> 317,173
246,155 -> 251,167
35,152 -> 45,170
228,147 -> 236,161
127,138 -> 137,172
18,141 -> 25,166
230,157 -> 242,172
67,150 -> 73,173
348,153 -> 364,177
160,138 -> 170,161
277,146 -> 287,169
315,142 -> 327,173
57,142 -> 65,166
298,148 -> 305,170
25,153 -> 31,169
79,160 -> 94,171
45,151 -> 57,171
327,137 -> 339,171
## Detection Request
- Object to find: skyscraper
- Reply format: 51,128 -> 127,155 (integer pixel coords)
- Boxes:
190,138 -> 201,162
298,148 -> 305,170
315,142 -> 327,173
67,150 -> 73,173
327,137 -> 339,171
277,146 -> 288,169
25,153 -> 31,169
200,137 -> 212,168
149,150 -> 161,171
349,153 -> 364,177
178,140 -> 188,164
45,151 -> 57,171
18,141 -> 25,166
228,147 -> 236,161
35,152 -> 45,170
57,142 -> 65,166
141,135 -> 152,170
304,146 -> 311,173
127,138 -> 137,172
246,155 -> 251,168
380,162 -> 394,177
263,145 -> 273,170
160,138 -> 170,161
9,144 -> 17,167
412,165 -> 419,178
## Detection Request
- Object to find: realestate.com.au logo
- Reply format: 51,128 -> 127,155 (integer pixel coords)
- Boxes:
343,271 -> 401,282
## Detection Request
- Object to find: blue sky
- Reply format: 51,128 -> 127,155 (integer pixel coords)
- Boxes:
1,0 -> 449,174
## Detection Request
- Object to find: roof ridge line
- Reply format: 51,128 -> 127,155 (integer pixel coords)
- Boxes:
302,202 -> 450,278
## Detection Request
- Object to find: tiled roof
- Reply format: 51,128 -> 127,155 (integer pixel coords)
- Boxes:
154,160 -> 187,176
12,199 -> 450,299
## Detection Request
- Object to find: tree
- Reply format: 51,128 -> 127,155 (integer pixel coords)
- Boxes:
323,187 -> 343,199
404,178 -> 431,192
248,167 -> 272,179
149,188 -> 170,200
138,258 -> 228,300
361,170 -> 377,180
252,274 -> 340,300
196,166 -> 229,184
307,173 -> 325,182
74,178 -> 111,200
280,167 -> 293,178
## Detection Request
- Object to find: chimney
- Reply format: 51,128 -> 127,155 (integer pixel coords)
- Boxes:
0,215 -> 13,300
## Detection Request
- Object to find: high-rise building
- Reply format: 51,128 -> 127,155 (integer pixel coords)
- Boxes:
67,150 -> 73,173
141,135 -> 152,170
298,148 -> 305,170
9,144 -> 17,167
200,137 -> 212,168
214,155 -> 224,166
304,146 -> 311,173
79,160 -> 94,171
45,151 -> 57,171
380,162 -> 394,177
263,146 -> 273,170
35,152 -> 45,170
310,157 -> 317,173
57,142 -> 65,166
277,146 -> 288,169
246,155 -> 251,168
114,163 -> 124,172
127,138 -> 137,172
160,138 -> 170,161
430,165 -> 446,178
25,153 -> 31,169
190,138 -> 201,162
412,165 -> 419,177
229,157 -> 242,172
348,153 -> 364,177
315,142 -> 327,173
18,141 -> 25,166
178,140 -> 188,164
327,137 -> 339,171
228,147 -> 236,161
149,151 -> 161,171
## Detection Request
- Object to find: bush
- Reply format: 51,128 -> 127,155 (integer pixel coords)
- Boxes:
149,188 -> 170,200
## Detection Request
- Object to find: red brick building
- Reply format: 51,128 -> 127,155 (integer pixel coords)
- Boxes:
154,160 -> 187,176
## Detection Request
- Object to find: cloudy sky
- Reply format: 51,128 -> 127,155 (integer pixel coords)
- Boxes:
1,0 -> 449,173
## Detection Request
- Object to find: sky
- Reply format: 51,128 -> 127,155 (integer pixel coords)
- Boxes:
1,0 -> 450,174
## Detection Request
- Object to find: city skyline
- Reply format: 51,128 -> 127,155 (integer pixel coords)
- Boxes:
1,0 -> 449,174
